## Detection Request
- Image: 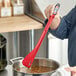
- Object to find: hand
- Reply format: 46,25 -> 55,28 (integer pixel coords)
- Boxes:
44,4 -> 61,29
65,67 -> 76,76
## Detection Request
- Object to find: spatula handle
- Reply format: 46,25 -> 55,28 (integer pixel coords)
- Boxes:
35,15 -> 54,51
53,3 -> 60,15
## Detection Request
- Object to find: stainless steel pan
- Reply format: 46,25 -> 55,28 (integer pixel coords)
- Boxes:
10,57 -> 61,76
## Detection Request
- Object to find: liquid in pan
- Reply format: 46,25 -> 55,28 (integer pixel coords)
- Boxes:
16,66 -> 55,74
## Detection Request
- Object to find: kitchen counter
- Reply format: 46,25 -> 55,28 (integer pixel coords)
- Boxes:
0,65 -> 13,76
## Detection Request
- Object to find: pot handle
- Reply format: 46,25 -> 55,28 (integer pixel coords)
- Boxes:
51,70 -> 63,76
56,69 -> 65,76
10,57 -> 24,64
54,66 -> 71,76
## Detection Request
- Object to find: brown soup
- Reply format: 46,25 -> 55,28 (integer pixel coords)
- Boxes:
16,66 -> 55,74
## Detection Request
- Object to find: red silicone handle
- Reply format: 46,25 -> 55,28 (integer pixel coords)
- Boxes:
34,15 -> 55,54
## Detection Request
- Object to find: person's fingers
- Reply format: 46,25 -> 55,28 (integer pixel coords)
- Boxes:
65,67 -> 72,72
71,67 -> 76,72
65,67 -> 76,72
65,67 -> 76,76
71,72 -> 76,76
44,5 -> 50,18
54,11 -> 60,18
44,5 -> 51,19
49,5 -> 54,16
44,5 -> 54,19
45,4 -> 60,20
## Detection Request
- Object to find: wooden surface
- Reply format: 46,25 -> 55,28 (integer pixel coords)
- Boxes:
0,15 -> 43,33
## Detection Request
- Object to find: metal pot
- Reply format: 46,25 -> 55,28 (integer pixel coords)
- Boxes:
10,57 -> 62,76
0,34 -> 7,71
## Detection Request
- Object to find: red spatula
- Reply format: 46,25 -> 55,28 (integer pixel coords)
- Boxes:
22,3 -> 60,68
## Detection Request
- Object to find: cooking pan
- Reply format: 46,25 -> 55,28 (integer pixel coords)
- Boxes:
10,57 -> 64,76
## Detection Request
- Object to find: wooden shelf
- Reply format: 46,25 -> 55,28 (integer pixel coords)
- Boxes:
0,15 -> 43,33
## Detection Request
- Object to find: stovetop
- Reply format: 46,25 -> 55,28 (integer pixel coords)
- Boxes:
0,65 -> 13,76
